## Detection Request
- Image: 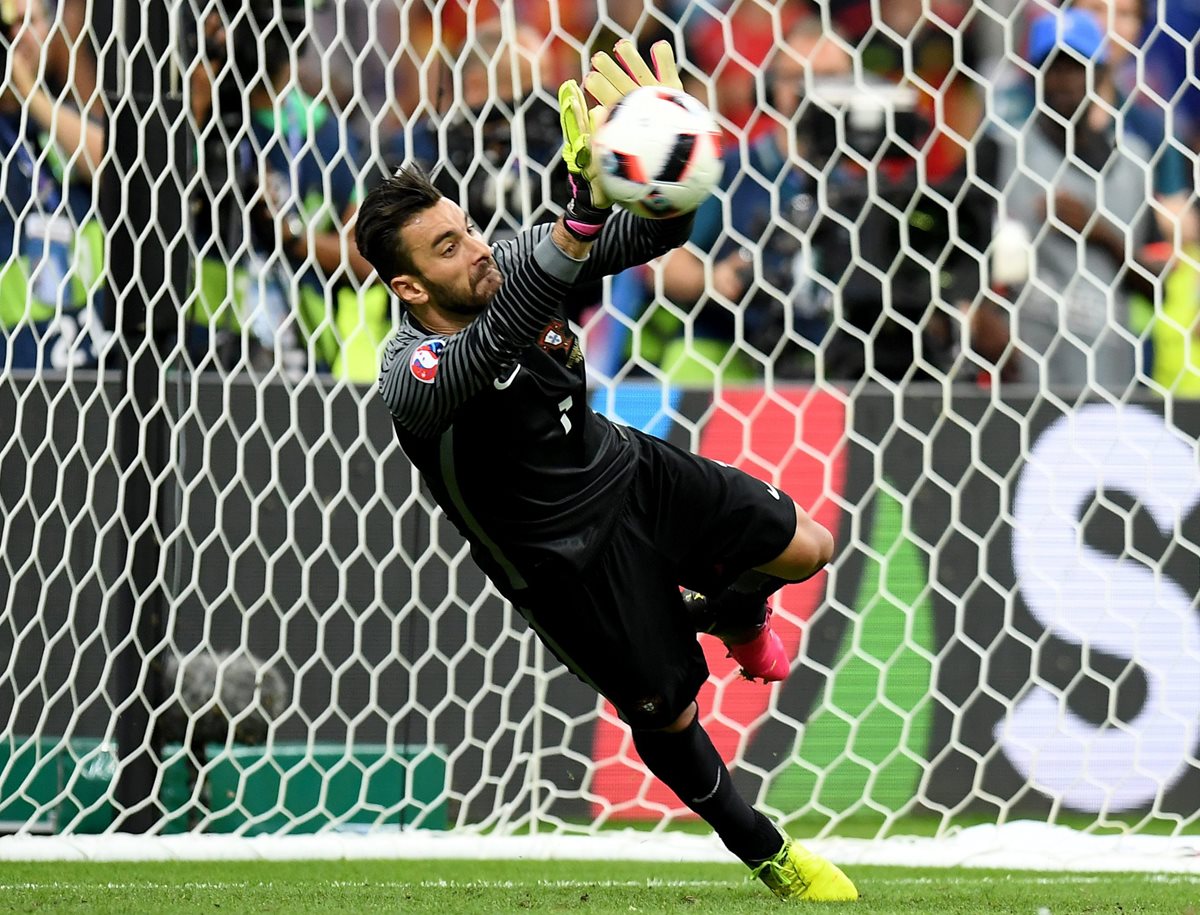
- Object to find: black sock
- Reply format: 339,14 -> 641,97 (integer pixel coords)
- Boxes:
691,571 -> 792,641
632,716 -> 785,866
728,570 -> 791,598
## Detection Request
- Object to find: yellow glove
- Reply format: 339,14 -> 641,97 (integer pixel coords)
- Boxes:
584,39 -> 683,108
558,78 -> 611,239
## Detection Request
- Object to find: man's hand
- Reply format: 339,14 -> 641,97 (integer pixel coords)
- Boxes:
558,79 -> 611,241
4,0 -> 46,105
712,249 -> 751,301
1044,191 -> 1126,264
0,0 -> 19,91
584,39 -> 682,108
1042,191 -> 1161,297
1046,191 -> 1092,237
190,12 -> 227,126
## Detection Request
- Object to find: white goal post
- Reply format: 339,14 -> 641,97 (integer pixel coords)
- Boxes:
2,0 -> 1199,864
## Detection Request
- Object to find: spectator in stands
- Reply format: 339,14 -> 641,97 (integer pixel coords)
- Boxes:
296,0 -> 398,150
1069,0 -> 1200,388
853,0 -> 986,188
1131,224 -> 1200,397
43,0 -> 105,335
43,0 -> 99,121
660,15 -> 995,384
1079,0 -> 1193,246
1084,0 -> 1195,247
1147,0 -> 1200,149
0,0 -> 107,370
997,0 -> 1193,247
435,0 -> 593,91
190,1 -> 377,379
681,0 -> 809,142
990,8 -> 1157,394
655,17 -> 850,383
822,14 -> 997,382
396,22 -> 565,243
588,0 -> 677,68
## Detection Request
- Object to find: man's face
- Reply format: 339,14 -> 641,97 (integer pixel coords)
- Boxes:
1075,0 -> 1142,55
1043,54 -> 1092,121
771,33 -> 853,119
460,28 -> 540,109
392,198 -> 503,318
0,0 -> 49,111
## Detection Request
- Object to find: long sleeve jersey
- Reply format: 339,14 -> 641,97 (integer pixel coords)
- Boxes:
379,210 -> 693,594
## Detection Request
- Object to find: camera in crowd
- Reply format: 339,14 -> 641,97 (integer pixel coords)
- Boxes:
191,0 -> 312,368
206,0 -> 308,85
199,0 -> 310,215
430,97 -> 567,238
796,75 -> 925,166
743,78 -> 994,381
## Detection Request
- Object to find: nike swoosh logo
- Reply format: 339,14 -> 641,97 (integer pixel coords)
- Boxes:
493,364 -> 521,390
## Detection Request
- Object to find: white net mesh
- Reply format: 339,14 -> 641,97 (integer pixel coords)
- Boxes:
1,0 -> 1199,850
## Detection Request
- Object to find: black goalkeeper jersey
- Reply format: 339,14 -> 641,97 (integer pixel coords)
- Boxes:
379,211 -> 693,593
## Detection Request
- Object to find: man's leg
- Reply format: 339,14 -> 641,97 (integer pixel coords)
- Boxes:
631,701 -> 784,866
631,701 -> 858,902
685,508 -> 834,681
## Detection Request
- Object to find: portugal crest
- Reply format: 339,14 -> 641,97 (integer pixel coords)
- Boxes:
409,338 -> 446,383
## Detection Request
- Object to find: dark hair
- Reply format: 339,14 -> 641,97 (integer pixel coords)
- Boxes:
220,0 -> 307,85
355,165 -> 443,287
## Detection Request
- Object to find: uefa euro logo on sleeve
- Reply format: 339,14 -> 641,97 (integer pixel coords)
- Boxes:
409,339 -> 446,383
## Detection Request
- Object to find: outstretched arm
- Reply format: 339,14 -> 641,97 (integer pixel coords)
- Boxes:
575,209 -> 695,284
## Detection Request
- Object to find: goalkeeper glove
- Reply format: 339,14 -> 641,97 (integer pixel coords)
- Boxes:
558,78 -> 611,241
583,38 -> 682,108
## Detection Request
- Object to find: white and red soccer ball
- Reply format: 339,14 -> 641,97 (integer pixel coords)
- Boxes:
593,86 -> 724,219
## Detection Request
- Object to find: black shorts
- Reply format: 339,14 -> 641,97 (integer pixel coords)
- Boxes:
514,430 -> 796,729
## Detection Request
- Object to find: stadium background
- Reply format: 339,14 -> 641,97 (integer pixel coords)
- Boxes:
1,0 -> 1199,856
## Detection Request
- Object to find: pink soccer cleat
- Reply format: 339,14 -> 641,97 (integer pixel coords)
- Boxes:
726,609 -> 790,683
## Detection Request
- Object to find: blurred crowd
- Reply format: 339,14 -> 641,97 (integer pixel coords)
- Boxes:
1,0 -> 1198,396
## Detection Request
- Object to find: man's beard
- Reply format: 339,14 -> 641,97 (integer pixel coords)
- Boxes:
424,261 -> 502,316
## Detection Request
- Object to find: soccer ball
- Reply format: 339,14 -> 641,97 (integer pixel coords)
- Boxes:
593,86 -> 723,219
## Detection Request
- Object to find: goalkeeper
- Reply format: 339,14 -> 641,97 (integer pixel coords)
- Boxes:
355,40 -> 857,903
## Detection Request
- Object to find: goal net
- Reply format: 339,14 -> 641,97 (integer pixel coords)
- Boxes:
2,0 -> 1199,863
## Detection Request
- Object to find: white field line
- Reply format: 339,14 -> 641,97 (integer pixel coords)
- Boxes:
3,875 -> 1200,892
0,880 -> 737,891
2,823 -> 1199,873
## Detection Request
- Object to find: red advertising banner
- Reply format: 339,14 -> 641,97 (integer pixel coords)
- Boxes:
590,389 -> 848,817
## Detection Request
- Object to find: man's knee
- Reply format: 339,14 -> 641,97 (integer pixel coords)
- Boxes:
801,515 -> 836,570
660,701 -> 697,733
621,697 -> 698,732
760,511 -> 834,582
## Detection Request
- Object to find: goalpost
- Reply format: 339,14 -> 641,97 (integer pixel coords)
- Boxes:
1,0 -> 1199,869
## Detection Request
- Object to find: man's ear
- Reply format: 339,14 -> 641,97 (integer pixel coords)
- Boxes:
391,275 -> 428,309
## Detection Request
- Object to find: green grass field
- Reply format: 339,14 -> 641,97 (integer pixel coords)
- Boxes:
2,860 -> 1198,914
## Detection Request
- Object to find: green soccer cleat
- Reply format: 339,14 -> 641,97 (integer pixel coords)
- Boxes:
751,839 -> 859,902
